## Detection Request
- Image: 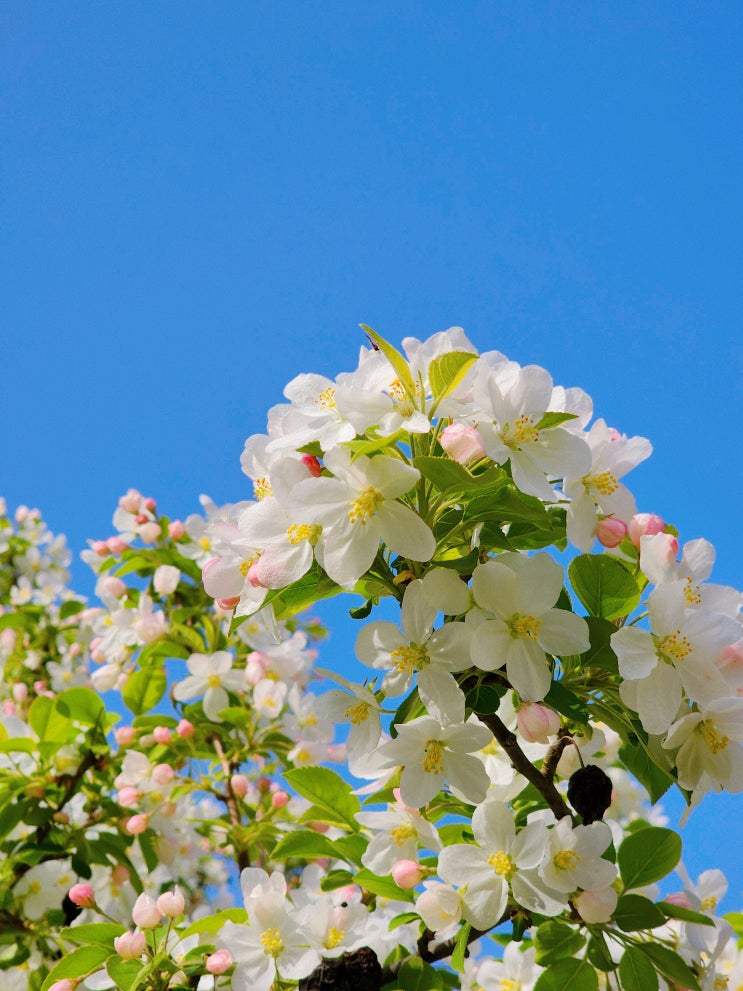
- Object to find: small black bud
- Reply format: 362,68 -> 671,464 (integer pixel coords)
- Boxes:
567,763 -> 613,824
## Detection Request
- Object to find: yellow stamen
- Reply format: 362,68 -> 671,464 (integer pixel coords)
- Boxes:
701,895 -> 717,913
325,927 -> 345,949
390,823 -> 416,846
553,849 -> 580,871
658,630 -> 692,663
286,523 -> 321,545
315,387 -> 337,410
198,536 -> 211,551
207,673 -> 222,688
423,739 -> 445,774
238,555 -> 260,577
507,614 -> 542,640
390,643 -> 428,673
585,469 -> 619,496
348,487 -> 384,524
260,927 -> 283,957
344,701 -> 370,725
684,577 -> 702,606
253,476 -> 273,500
499,980 -> 521,991
388,378 -> 407,401
503,415 -> 539,448
698,721 -> 729,755
488,850 -> 515,878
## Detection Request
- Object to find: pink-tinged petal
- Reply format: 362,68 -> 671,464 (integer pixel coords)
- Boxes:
255,541 -> 313,589
611,626 -> 657,680
538,609 -> 590,656
202,557 -> 245,599
378,501 -> 436,563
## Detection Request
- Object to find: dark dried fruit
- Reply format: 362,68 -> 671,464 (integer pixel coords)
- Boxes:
299,947 -> 382,991
567,763 -> 613,824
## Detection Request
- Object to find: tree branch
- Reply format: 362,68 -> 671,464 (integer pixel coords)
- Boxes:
211,735 -> 250,872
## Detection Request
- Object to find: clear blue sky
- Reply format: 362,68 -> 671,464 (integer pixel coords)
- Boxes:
1,2 -> 741,904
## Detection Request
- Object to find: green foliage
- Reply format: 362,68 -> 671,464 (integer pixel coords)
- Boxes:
568,554 -> 641,620
617,826 -> 682,890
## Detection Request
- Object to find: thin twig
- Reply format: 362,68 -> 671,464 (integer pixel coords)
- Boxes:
211,735 -> 250,872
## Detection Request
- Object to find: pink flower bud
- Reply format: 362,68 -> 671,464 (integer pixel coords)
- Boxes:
574,886 -> 618,924
138,522 -> 161,544
132,893 -> 161,929
152,726 -> 172,746
143,497 -> 157,512
230,774 -> 250,798
119,489 -> 143,514
107,536 -> 128,556
125,814 -> 149,835
245,656 -> 266,685
152,763 -> 175,785
596,517 -> 627,548
135,513 -> 148,525
2,701 -> 16,716
326,743 -> 347,763
157,885 -> 185,918
91,540 -> 110,557
271,790 -> 290,809
68,883 -> 95,907
206,949 -> 233,975
114,929 -> 146,959
247,560 -> 267,588
216,596 -> 241,610
49,980 -> 76,991
115,727 -> 137,747
168,519 -> 186,539
440,423 -> 486,465
301,454 -> 323,477
516,702 -> 561,743
112,865 -> 130,886
153,565 -> 180,596
628,512 -> 666,548
391,860 -> 425,889
101,575 -> 127,598
12,683 -> 28,703
177,718 -> 195,738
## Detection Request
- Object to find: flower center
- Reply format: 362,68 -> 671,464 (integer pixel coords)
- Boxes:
260,927 -> 283,957
207,673 -> 222,688
552,849 -> 580,871
390,823 -> 416,845
199,536 -> 211,551
325,927 -> 345,949
698,720 -> 729,755
286,523 -> 322,545
683,577 -> 702,606
585,469 -> 619,496
238,554 -> 260,577
701,895 -> 718,913
507,614 -> 542,641
390,643 -> 429,673
488,850 -> 515,878
713,975 -> 728,991
344,701 -> 370,725
253,476 -> 273,500
315,387 -> 337,410
388,378 -> 407,401
348,487 -> 384,524
502,415 -> 539,448
499,981 -> 521,991
657,630 -> 692,663
422,739 -> 445,774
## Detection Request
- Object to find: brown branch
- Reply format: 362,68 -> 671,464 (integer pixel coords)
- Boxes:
480,712 -> 574,822
540,727 -> 575,783
211,735 -> 250,872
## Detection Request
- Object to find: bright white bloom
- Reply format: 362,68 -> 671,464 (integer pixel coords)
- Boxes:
415,880 -> 463,939
374,713 -> 492,807
357,801 -> 443,875
663,698 -> 743,798
538,818 -> 617,894
233,497 -> 322,590
464,941 -> 544,991
564,418 -> 652,551
303,899 -> 369,957
291,448 -> 435,589
613,584 -> 740,734
470,552 -> 590,701
438,800 -> 566,927
314,669 -> 382,774
173,651 -> 246,722
356,579 -> 471,722
13,859 -> 75,919
641,535 -> 742,617
221,901 -> 318,991
472,363 -> 591,501
153,564 -> 180,595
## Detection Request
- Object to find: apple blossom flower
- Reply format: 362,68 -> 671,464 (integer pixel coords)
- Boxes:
663,698 -> 743,799
470,552 -> 590,701
415,880 -> 463,939
68,883 -> 95,907
153,564 -> 180,595
538,818 -> 616,894
172,651 -> 246,722
356,801 -> 443,875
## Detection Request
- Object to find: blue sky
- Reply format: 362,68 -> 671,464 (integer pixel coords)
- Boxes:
2,3 -> 741,903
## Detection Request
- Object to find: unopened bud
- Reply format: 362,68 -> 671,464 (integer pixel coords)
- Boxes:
392,860 -> 425,889
152,763 -> 175,785
119,489 -> 143,514
114,929 -> 146,959
68,883 -> 95,908
138,522 -> 161,544
91,540 -> 110,557
101,576 -> 127,598
231,774 -> 250,798
271,790 -> 290,809
628,512 -> 666,548
107,536 -> 128,556
157,885 -> 185,918
49,980 -> 77,991
168,519 -> 186,539
516,702 -> 560,743
177,719 -> 195,738
12,683 -> 28,703
125,814 -> 149,835
112,865 -> 130,886
596,517 -> 627,548
115,727 -> 137,747
440,423 -> 486,465
143,497 -> 157,512
574,886 -> 618,923
152,726 -> 172,746
300,454 -> 323,477
131,893 -> 161,929
153,565 -> 180,596
206,949 -> 233,975
217,596 -> 241,610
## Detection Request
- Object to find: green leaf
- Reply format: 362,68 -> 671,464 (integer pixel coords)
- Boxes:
414,455 -> 474,494
465,682 -> 506,715
271,829 -> 339,861
428,351 -> 478,401
613,894 -> 666,931
170,621 -> 207,652
658,901 -> 715,926
180,908 -> 248,938
636,943 -> 701,991
534,920 -> 586,965
450,922 -> 471,973
122,666 -> 167,715
390,687 -> 425,738
535,411 -> 579,430
618,741 -> 675,804
361,325 -> 416,398
544,681 -> 589,725
353,867 -> 415,903
41,946 -> 112,990
59,599 -> 86,620
533,957 -> 598,991
28,695 -> 75,742
60,923 -> 126,948
105,957 -> 145,991
568,554 -> 641,620
580,617 -> 619,674
331,833 -> 368,866
284,766 -> 360,832
585,934 -> 616,972
618,826 -> 682,890
320,869 -> 355,892
261,565 -> 341,620
55,687 -> 105,726
618,946 -> 658,991
395,956 -> 444,991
